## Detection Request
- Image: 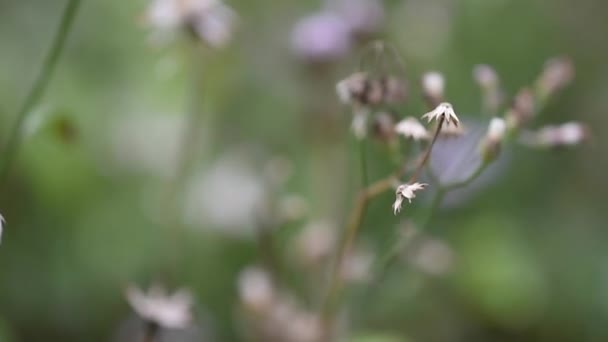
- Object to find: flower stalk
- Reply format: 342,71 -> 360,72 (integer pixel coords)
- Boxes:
0,0 -> 82,186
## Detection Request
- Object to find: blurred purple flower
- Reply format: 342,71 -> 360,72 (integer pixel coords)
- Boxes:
329,0 -> 385,37
290,12 -> 352,63
429,119 -> 510,208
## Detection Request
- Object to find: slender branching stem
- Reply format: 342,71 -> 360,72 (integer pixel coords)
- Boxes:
0,0 -> 81,186
320,118 -> 445,334
407,117 -> 445,183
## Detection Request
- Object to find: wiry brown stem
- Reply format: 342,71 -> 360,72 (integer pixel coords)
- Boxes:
407,117 -> 445,183
319,118 -> 445,337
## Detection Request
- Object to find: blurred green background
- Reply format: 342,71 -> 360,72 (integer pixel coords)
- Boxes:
1,0 -> 607,341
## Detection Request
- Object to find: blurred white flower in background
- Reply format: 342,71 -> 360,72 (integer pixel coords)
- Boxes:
395,117 -> 429,141
145,0 -> 237,48
126,284 -> 193,329
184,152 -> 267,235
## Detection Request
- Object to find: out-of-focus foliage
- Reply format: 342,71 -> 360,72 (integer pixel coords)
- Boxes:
0,0 -> 607,341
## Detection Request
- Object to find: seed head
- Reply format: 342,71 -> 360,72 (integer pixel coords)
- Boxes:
393,182 -> 428,215
421,102 -> 459,126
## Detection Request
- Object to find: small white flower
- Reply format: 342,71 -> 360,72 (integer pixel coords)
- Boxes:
126,284 -> 193,329
0,213 -> 4,245
421,71 -> 445,101
540,122 -> 588,146
393,182 -> 428,215
395,117 -> 429,141
421,102 -> 460,126
486,117 -> 506,142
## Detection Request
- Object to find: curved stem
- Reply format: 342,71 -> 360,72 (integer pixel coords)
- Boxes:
407,117 -> 445,183
0,0 -> 82,185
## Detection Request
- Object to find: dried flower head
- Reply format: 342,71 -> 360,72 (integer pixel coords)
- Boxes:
393,183 -> 428,215
537,56 -> 575,97
422,102 -> 460,126
336,73 -> 405,106
126,284 -> 193,329
238,266 -> 276,314
421,71 -> 445,105
395,117 -> 429,141
145,0 -> 237,48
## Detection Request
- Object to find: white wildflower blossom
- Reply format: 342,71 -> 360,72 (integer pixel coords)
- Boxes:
421,71 -> 445,101
393,183 -> 428,215
126,284 -> 193,329
421,102 -> 460,126
395,117 -> 429,141
146,0 -> 237,48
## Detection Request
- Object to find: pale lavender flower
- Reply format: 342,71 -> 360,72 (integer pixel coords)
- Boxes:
393,183 -> 428,215
422,102 -> 460,126
126,284 -> 193,329
429,119 -> 510,207
329,0 -> 385,37
395,117 -> 429,141
291,12 -> 352,63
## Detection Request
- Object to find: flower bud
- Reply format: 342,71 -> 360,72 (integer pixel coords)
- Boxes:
536,56 -> 574,99
480,117 -> 506,162
522,122 -> 589,148
505,88 -> 535,130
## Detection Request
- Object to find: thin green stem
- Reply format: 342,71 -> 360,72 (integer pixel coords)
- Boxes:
0,0 -> 82,185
